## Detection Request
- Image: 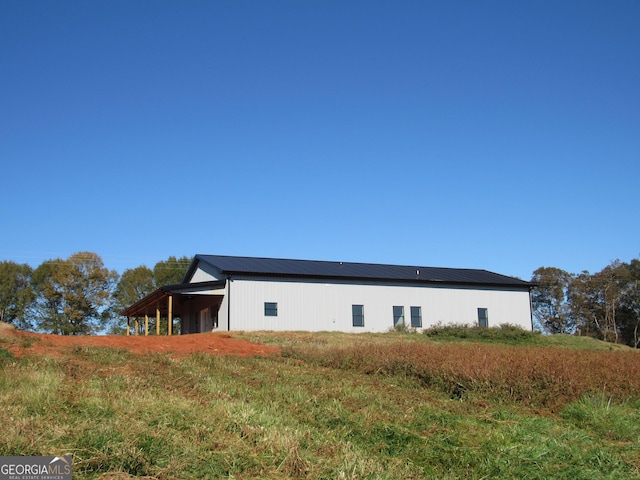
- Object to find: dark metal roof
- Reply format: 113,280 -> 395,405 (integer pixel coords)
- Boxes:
192,255 -> 531,289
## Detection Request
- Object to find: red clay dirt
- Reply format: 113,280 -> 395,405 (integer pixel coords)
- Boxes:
4,328 -> 280,358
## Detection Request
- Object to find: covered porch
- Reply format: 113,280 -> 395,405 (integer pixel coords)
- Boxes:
120,281 -> 226,335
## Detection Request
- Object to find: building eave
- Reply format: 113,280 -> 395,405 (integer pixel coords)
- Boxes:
192,254 -> 532,289
120,280 -> 225,317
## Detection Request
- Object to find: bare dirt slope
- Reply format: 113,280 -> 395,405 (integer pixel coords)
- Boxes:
0,323 -> 279,358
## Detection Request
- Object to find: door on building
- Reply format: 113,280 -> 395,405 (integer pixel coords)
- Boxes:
200,308 -> 213,333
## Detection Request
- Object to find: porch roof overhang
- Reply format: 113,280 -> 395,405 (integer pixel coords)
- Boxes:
120,280 -> 226,318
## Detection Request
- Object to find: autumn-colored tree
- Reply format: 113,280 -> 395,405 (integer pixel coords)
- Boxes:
32,252 -> 118,335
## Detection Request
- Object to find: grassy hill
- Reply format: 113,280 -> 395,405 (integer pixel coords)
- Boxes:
1,323 -> 639,479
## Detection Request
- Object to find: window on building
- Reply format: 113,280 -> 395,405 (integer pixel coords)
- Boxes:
478,308 -> 488,328
264,302 -> 278,317
410,306 -> 422,328
352,304 -> 364,327
393,306 -> 404,326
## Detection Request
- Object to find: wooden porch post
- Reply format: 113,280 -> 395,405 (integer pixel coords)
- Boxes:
134,318 -> 139,336
168,295 -> 173,336
144,314 -> 149,336
156,304 -> 161,336
126,317 -> 130,336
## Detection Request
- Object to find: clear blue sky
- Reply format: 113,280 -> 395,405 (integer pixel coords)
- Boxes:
1,0 -> 638,280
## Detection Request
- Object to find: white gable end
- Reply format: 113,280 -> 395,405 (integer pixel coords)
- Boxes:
189,261 -> 222,283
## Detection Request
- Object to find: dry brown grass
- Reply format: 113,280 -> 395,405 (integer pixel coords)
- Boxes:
0,321 -> 15,334
296,341 -> 640,411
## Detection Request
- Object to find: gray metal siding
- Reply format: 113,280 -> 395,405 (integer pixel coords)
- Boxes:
228,276 -> 532,332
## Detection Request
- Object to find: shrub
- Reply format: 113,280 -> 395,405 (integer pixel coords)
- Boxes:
387,323 -> 416,333
423,323 -> 542,345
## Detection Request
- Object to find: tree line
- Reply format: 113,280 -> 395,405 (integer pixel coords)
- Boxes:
1,251 -> 639,346
0,252 -> 191,335
531,258 -> 640,347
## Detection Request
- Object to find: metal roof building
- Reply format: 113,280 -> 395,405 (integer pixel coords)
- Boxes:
122,254 -> 533,335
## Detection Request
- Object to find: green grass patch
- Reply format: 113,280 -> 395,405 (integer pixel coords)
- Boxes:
424,323 -> 545,345
0,346 -> 13,362
421,323 -> 635,351
562,395 -> 640,442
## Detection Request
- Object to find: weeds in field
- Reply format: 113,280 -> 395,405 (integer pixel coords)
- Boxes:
290,340 -> 640,410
